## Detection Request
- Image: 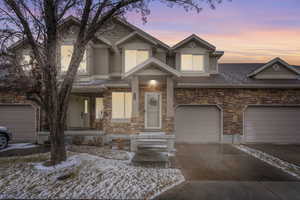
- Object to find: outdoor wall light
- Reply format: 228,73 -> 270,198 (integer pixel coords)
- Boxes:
149,80 -> 158,87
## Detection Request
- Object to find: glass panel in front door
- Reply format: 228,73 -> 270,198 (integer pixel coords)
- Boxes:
146,93 -> 160,129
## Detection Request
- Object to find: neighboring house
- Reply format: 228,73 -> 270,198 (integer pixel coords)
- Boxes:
1,16 -> 300,144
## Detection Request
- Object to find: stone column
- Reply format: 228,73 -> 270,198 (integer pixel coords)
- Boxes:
131,76 -> 139,118
166,76 -> 174,117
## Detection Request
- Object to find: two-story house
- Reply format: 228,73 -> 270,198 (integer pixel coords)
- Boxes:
1,16 -> 300,145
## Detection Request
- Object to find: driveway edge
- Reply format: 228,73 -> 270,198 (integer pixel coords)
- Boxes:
235,145 -> 300,179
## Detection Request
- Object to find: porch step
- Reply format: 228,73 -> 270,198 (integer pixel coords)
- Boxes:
132,150 -> 169,163
139,132 -> 166,137
138,144 -> 168,149
137,139 -> 167,143
138,147 -> 168,153
130,132 -> 175,153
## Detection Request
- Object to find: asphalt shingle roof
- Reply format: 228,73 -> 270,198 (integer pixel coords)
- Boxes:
178,63 -> 300,86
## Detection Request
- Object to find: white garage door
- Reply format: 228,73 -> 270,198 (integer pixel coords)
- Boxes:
175,105 -> 221,143
0,105 -> 36,142
245,106 -> 300,144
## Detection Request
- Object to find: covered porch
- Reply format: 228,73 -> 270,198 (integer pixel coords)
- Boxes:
37,85 -> 106,145
66,85 -> 105,131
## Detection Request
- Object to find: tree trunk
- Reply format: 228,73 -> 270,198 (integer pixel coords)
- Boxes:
49,119 -> 66,165
47,100 -> 67,165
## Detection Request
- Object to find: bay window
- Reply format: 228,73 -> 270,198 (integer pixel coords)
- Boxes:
112,92 -> 132,119
125,49 -> 149,72
181,54 -> 205,71
61,45 -> 87,73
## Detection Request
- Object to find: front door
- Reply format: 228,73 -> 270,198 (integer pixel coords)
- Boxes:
68,96 -> 90,129
145,92 -> 161,129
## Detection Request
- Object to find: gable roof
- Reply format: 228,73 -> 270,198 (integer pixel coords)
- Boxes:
116,18 -> 170,50
57,16 -> 170,50
247,57 -> 300,77
59,15 -> 80,28
115,31 -> 157,46
123,57 -> 181,78
172,34 -> 216,51
94,35 -> 112,47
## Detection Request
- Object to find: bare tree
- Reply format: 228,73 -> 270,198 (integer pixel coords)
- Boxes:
0,0 -> 223,165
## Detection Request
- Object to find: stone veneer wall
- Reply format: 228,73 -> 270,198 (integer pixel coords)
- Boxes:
103,83 -> 173,135
175,88 -> 300,135
103,88 -> 135,134
0,92 -> 28,103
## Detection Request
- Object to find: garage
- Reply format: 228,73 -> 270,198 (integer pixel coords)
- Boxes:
0,104 -> 36,142
175,105 -> 221,143
244,106 -> 300,144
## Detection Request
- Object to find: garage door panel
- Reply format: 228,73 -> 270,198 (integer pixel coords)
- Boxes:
245,106 -> 300,144
175,106 -> 220,143
0,105 -> 36,142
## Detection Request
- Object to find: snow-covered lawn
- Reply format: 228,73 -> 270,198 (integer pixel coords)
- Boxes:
0,143 -> 38,152
0,149 -> 184,199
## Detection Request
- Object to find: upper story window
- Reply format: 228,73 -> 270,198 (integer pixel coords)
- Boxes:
61,45 -> 87,73
181,54 -> 205,71
125,49 -> 149,72
20,54 -> 34,71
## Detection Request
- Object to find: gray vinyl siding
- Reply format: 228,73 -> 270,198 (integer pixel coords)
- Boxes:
93,48 -> 109,75
175,105 -> 221,143
166,54 -> 176,69
254,63 -> 298,79
209,56 -> 218,74
109,52 -> 122,74
101,22 -> 133,43
153,51 -> 166,63
0,105 -> 36,142
244,106 -> 300,144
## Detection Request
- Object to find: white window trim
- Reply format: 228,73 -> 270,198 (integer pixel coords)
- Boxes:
124,49 -> 149,73
111,92 -> 132,122
60,44 -> 88,75
95,97 -> 104,120
181,54 -> 205,72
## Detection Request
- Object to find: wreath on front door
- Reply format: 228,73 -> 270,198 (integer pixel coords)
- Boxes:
149,97 -> 158,106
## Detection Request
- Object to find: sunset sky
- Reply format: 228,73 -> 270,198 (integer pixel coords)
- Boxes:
127,0 -> 300,65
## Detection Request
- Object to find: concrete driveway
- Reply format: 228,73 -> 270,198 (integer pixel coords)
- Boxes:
246,144 -> 300,167
156,144 -> 300,200
173,143 -> 298,181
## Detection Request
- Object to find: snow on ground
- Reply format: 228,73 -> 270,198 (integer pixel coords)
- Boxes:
0,151 -> 184,199
235,145 -> 300,179
67,145 -> 133,161
0,143 -> 38,152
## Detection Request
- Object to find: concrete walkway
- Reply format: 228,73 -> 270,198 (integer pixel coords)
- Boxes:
156,144 -> 300,200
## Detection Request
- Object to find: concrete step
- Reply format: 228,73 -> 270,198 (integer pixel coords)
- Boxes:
136,139 -> 167,145
132,150 -> 169,163
139,132 -> 166,136
138,145 -> 168,152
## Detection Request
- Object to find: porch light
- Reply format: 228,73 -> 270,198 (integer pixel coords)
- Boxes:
149,80 -> 158,87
